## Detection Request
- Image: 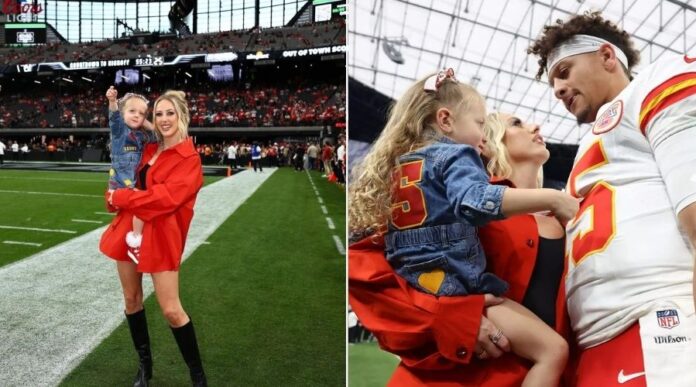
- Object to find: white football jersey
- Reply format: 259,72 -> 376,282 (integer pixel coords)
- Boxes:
565,54 -> 696,349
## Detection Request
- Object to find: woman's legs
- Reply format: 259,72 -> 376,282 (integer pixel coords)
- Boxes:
152,271 -> 207,387
151,271 -> 187,327
117,261 -> 144,313
117,261 -> 152,387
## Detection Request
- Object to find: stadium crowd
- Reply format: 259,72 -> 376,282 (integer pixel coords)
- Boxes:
0,132 -> 346,183
0,82 -> 345,129
0,19 -> 345,66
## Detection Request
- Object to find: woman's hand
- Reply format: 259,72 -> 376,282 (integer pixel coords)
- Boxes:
474,294 -> 511,359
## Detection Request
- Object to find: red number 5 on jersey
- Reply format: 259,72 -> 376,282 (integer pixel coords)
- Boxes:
391,160 -> 428,230
567,140 -> 617,266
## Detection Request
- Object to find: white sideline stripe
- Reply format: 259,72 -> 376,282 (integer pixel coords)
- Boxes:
202,241 -> 211,245
0,168 -> 277,387
332,235 -> 346,255
326,217 -> 335,230
0,189 -> 102,198
71,219 -> 102,224
306,170 -> 344,256
94,212 -> 115,216
3,241 -> 42,247
0,225 -> 77,234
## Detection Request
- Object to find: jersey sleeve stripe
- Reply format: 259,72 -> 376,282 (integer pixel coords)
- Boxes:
641,72 -> 696,109
639,75 -> 696,135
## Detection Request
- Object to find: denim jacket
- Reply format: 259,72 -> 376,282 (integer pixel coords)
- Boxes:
108,110 -> 157,189
386,137 -> 509,296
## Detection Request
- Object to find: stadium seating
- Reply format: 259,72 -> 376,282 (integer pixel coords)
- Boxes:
0,20 -> 345,65
0,81 -> 345,129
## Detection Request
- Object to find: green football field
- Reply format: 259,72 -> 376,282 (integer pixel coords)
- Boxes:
0,167 -> 345,386
349,342 -> 399,387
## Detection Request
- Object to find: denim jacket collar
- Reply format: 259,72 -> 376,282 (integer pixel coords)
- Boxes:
435,136 -> 457,145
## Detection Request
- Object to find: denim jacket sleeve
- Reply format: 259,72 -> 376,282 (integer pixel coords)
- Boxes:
109,110 -> 124,138
438,145 -> 506,226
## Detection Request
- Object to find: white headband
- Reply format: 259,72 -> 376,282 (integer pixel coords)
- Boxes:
547,34 -> 629,75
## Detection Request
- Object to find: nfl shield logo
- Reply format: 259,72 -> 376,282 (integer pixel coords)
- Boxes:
656,309 -> 680,329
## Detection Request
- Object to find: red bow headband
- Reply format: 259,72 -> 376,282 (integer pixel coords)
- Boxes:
424,68 -> 458,91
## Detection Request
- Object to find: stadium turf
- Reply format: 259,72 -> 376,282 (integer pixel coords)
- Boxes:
0,170 -> 223,268
349,342 -> 400,387
57,168 -> 345,386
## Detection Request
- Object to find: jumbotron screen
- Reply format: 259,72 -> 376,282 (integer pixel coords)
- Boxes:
4,23 -> 47,44
313,0 -> 346,22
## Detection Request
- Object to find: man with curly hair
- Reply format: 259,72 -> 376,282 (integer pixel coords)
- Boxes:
530,11 -> 696,387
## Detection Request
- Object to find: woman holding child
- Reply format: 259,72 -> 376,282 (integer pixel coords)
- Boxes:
100,89 -> 208,387
348,70 -> 573,386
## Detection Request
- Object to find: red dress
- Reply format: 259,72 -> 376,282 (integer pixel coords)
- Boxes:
99,138 -> 203,273
349,182 -> 575,386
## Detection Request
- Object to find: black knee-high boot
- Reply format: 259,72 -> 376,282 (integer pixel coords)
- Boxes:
125,309 -> 153,387
171,318 -> 207,387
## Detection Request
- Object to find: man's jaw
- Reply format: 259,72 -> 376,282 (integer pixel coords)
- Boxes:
575,106 -> 595,125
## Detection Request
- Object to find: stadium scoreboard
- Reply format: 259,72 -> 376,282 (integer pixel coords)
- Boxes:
4,23 -> 47,45
312,0 -> 346,22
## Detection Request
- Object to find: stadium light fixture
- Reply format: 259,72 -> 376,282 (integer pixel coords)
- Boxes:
61,77 -> 73,83
142,74 -> 151,80
184,72 -> 192,78
382,36 -> 409,65
81,76 -> 93,82
34,80 -> 41,84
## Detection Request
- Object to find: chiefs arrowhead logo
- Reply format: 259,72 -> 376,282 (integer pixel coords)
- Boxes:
592,100 -> 623,135
684,55 -> 696,63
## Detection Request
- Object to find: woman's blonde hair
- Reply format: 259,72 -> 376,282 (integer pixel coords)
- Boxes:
484,112 -> 544,187
153,90 -> 190,142
349,73 -> 484,233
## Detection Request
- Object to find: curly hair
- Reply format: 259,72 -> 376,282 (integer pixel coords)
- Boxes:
528,11 -> 641,80
348,74 -> 484,233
